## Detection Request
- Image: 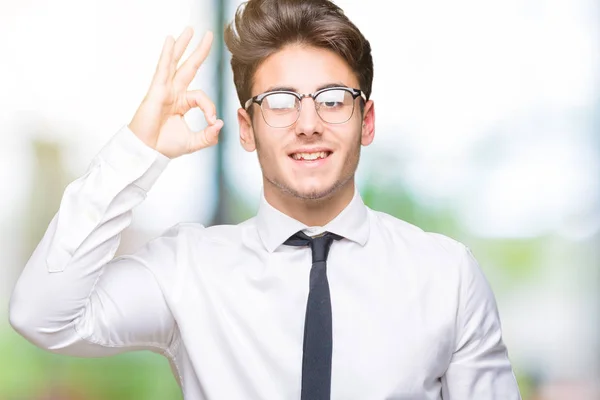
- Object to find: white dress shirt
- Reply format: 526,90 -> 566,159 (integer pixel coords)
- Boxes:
9,126 -> 521,400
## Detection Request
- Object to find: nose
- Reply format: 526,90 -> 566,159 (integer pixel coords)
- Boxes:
294,97 -> 323,137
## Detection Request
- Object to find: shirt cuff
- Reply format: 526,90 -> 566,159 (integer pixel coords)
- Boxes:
98,125 -> 171,192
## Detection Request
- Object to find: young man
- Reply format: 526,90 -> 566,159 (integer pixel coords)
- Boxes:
9,0 -> 521,399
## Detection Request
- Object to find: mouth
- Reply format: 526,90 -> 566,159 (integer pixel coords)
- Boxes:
288,150 -> 333,167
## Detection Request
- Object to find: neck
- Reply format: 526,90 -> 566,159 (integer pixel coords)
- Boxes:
263,180 -> 355,227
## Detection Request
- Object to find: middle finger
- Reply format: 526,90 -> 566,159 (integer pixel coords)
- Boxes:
171,26 -> 194,77
173,31 -> 214,90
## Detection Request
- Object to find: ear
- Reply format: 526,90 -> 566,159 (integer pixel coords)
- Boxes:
238,108 -> 256,152
361,100 -> 375,146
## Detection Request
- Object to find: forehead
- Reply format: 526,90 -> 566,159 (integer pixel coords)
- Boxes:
252,45 -> 359,95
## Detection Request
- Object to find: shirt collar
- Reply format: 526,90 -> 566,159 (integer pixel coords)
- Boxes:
256,188 -> 370,253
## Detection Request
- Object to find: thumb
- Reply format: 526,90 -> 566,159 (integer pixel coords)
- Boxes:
188,119 -> 224,153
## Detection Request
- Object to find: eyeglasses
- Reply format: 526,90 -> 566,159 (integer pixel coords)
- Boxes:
244,87 -> 366,128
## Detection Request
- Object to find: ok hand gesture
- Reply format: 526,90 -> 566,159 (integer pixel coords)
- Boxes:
128,27 -> 223,159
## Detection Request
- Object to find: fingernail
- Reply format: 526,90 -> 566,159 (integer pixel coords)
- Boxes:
209,115 -> 217,124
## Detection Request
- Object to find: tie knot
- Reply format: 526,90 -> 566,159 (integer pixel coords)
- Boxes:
284,231 -> 342,263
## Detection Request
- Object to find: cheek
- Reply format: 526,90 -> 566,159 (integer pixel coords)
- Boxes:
333,125 -> 362,153
254,129 -> 289,167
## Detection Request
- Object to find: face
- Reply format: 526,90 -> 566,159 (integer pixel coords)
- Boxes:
238,44 -> 375,202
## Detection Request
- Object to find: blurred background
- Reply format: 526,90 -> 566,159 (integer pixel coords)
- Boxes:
1,0 -> 599,398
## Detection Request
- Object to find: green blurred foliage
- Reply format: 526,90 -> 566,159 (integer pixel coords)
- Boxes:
0,327 -> 182,399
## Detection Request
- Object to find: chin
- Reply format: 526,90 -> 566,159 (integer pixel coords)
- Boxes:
281,177 -> 351,201
295,187 -> 335,200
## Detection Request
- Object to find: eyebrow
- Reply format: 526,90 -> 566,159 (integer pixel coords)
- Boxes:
264,82 -> 349,93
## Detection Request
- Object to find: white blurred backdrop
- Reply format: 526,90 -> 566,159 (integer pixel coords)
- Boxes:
1,0 -> 598,398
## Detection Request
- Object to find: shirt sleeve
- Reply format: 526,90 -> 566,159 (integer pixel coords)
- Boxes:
441,246 -> 522,399
8,126 -> 177,357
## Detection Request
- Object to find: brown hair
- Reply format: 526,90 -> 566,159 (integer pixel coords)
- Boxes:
224,0 -> 374,108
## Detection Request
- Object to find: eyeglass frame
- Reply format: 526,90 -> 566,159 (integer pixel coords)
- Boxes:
243,86 -> 367,128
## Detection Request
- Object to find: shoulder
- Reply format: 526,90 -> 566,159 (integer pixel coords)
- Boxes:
367,208 -> 490,295
367,208 -> 488,305
367,208 -> 467,259
136,219 -> 257,284
153,217 -> 258,249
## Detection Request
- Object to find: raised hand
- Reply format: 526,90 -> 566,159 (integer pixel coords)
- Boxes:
128,27 -> 223,159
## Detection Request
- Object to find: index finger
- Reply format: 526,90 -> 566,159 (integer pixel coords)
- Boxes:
173,31 -> 214,89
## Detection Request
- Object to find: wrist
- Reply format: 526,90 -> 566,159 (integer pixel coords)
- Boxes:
128,117 -> 157,151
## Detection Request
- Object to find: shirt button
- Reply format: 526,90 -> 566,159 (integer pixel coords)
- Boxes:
305,227 -> 323,236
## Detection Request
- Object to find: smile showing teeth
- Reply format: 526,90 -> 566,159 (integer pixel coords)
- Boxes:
291,151 -> 330,161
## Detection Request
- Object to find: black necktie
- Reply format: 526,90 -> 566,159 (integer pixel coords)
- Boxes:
284,231 -> 342,400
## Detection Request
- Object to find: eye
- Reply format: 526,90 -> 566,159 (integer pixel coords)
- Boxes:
322,101 -> 343,108
316,89 -> 349,109
263,93 -> 297,111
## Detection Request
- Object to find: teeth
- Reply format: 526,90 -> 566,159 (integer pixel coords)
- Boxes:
292,151 -> 329,161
